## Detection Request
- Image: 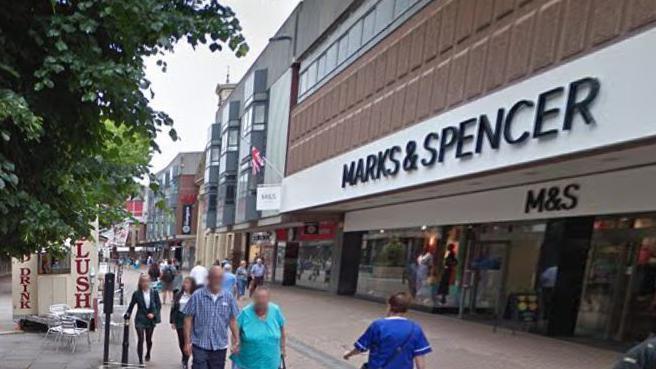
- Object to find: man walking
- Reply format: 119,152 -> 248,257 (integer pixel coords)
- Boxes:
249,258 -> 266,297
183,266 -> 240,369
190,260 -> 208,288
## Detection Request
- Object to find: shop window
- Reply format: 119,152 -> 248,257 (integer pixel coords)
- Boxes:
297,240 -> 334,291
38,251 -> 71,275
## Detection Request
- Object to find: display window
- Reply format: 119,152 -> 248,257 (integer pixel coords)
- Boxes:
296,240 -> 334,290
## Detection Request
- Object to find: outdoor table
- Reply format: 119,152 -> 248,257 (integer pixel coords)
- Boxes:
66,308 -> 95,328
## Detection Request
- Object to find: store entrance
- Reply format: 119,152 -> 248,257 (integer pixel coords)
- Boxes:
464,241 -> 510,318
576,216 -> 656,342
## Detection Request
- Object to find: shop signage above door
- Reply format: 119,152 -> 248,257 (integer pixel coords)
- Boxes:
281,29 -> 656,213
524,184 -> 580,214
256,185 -> 282,211
342,78 -> 599,188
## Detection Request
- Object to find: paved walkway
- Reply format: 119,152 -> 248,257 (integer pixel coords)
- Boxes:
0,267 -> 623,368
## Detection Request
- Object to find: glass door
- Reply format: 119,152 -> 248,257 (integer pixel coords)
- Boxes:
466,241 -> 511,317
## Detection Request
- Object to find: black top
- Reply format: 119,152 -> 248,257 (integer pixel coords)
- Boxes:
125,289 -> 161,328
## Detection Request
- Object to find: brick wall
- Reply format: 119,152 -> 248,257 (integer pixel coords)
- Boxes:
287,0 -> 656,175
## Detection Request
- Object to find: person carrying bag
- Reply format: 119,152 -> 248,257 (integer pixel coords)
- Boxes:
343,292 -> 432,369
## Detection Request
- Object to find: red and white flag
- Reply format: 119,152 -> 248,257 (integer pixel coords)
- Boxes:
251,146 -> 265,175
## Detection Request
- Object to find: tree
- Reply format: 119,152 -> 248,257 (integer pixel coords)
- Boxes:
0,0 -> 248,257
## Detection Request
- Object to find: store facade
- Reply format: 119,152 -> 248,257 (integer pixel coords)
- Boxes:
281,0 -> 656,344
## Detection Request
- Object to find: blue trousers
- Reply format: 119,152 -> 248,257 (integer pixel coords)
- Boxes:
237,279 -> 247,297
192,346 -> 226,369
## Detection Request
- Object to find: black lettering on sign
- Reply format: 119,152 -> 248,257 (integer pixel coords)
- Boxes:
524,184 -> 580,214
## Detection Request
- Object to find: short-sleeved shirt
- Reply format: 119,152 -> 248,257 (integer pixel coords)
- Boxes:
223,272 -> 237,294
250,263 -> 266,278
231,303 -> 285,369
182,287 -> 239,351
355,317 -> 431,369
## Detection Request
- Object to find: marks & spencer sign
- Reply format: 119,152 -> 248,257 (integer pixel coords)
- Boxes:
342,77 -> 599,188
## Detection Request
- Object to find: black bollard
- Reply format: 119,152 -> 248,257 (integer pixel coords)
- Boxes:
121,317 -> 130,367
103,272 -> 115,364
119,285 -> 124,306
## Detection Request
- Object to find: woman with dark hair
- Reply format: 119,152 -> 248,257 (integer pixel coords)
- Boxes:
171,276 -> 196,369
124,274 -> 162,365
148,261 -> 160,282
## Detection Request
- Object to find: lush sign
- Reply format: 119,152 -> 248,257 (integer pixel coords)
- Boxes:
342,77 -> 600,188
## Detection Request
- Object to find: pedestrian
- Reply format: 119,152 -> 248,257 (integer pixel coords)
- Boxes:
343,292 -> 431,369
171,276 -> 197,369
222,264 -> 237,296
613,336 -> 656,368
235,260 -> 249,299
249,258 -> 266,297
183,266 -> 240,369
124,274 -> 162,365
231,286 -> 286,369
190,260 -> 209,288
161,258 -> 177,304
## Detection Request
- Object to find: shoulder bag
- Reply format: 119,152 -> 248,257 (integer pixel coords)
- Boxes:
361,322 -> 416,369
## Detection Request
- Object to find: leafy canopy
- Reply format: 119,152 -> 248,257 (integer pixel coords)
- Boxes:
0,0 -> 248,257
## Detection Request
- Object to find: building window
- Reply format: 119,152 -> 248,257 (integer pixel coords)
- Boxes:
242,108 -> 252,135
326,43 -> 338,74
228,129 -> 239,151
394,0 -> 410,16
38,251 -> 71,275
348,19 -> 363,56
337,34 -> 349,65
225,185 -> 235,204
307,62 -> 317,90
375,0 -> 394,34
317,54 -> 327,81
253,104 -> 266,131
238,171 -> 249,198
299,71 -> 308,95
362,10 -> 376,44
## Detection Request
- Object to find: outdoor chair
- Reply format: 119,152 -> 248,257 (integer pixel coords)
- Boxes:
41,313 -> 63,346
97,310 -> 122,343
58,316 -> 90,353
48,303 -> 71,316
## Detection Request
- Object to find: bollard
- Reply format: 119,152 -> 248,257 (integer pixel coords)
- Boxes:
119,285 -> 124,306
121,317 -> 130,367
103,272 -> 115,364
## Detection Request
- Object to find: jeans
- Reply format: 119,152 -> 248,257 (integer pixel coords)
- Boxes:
192,346 -> 226,369
237,279 -> 247,298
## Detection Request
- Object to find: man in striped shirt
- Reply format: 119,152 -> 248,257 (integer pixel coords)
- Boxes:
183,266 -> 240,369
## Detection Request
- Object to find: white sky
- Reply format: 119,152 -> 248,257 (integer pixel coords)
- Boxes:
146,0 -> 301,172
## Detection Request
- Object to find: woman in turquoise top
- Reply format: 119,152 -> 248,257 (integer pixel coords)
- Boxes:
232,286 -> 286,369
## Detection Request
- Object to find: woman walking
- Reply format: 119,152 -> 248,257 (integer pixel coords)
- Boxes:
171,276 -> 196,369
343,292 -> 431,369
231,286 -> 286,369
124,274 -> 162,365
236,260 -> 249,299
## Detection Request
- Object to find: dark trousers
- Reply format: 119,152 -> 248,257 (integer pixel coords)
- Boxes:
175,328 -> 190,365
135,327 -> 154,363
192,345 -> 226,369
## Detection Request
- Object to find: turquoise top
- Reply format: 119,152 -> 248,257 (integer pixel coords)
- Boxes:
231,303 -> 285,369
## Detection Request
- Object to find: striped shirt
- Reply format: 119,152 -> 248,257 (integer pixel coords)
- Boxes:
183,287 -> 239,351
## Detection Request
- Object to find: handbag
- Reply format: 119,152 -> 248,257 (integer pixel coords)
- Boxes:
360,323 -> 416,369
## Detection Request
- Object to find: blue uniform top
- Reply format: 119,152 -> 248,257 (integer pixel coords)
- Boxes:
355,317 -> 432,369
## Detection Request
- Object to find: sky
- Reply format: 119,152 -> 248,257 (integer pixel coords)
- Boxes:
146,0 -> 301,172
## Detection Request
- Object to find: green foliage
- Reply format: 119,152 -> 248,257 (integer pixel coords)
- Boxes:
0,0 -> 247,257
375,237 -> 405,267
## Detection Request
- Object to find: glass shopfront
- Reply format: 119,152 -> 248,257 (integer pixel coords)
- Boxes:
357,226 -> 464,309
353,213 -> 656,344
296,240 -> 334,291
576,215 -> 656,342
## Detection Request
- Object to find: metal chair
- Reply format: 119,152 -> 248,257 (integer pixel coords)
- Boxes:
58,316 -> 90,353
42,313 -> 63,346
48,303 -> 71,316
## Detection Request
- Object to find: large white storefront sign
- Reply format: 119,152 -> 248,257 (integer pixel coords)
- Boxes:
281,28 -> 656,212
344,165 -> 656,232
